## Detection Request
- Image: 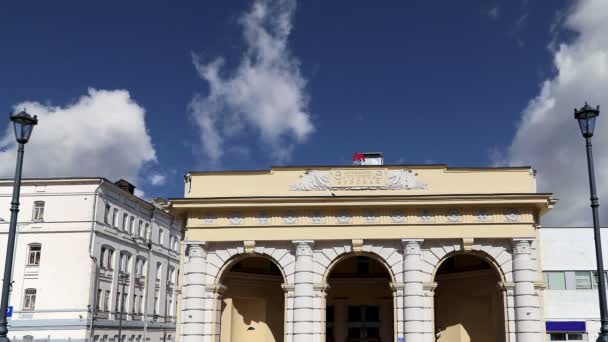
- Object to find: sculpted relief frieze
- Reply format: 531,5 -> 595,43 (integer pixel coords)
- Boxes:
289,168 -> 428,191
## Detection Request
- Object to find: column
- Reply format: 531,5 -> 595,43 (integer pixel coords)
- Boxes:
180,241 -> 207,342
391,283 -> 405,342
403,239 -> 425,342
422,282 -> 437,342
283,284 -> 295,342
293,240 -> 315,342
512,239 -> 543,342
206,285 -> 226,342
313,283 -> 330,342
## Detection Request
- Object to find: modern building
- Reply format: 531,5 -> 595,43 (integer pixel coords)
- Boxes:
170,162 -> 556,342
0,178 -> 182,342
541,227 -> 608,341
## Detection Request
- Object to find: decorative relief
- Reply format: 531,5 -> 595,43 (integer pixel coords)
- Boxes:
513,239 -> 532,255
257,212 -> 270,225
336,210 -> 352,224
290,168 -> 427,191
365,210 -> 378,224
403,239 -> 423,255
391,210 -> 405,223
202,213 -> 215,225
229,213 -> 242,225
505,208 -> 520,222
283,210 -> 298,224
476,209 -> 491,222
419,209 -> 433,223
310,210 -> 323,224
447,209 -> 463,223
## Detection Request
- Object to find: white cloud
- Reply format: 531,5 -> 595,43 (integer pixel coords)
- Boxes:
488,6 -> 500,20
0,89 -> 157,185
507,0 -> 608,226
149,173 -> 167,186
190,0 -> 314,165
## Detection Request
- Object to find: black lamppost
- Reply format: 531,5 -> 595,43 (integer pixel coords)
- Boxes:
575,102 -> 608,342
0,110 -> 38,342
116,273 -> 129,342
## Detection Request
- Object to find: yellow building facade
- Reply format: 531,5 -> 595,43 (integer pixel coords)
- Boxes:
170,165 -> 555,342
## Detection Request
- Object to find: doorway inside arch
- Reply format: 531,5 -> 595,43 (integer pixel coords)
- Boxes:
219,256 -> 285,342
434,254 -> 505,342
326,255 -> 394,342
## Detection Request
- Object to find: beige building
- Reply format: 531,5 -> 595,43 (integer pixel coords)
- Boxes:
169,163 -> 555,342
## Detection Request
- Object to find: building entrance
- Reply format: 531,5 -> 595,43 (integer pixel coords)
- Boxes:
326,256 -> 393,342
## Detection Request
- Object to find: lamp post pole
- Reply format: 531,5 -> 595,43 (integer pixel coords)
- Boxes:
117,274 -> 127,342
0,111 -> 38,342
575,103 -> 608,342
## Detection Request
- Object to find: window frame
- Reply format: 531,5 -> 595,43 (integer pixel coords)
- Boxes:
27,243 -> 42,266
112,208 -> 119,228
32,201 -> 45,221
104,204 -> 111,224
23,288 -> 37,311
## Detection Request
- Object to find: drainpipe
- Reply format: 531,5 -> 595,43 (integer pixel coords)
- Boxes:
88,179 -> 104,342
142,211 -> 154,342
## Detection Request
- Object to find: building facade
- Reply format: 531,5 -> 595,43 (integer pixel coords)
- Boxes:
541,227 -> 608,341
0,178 -> 181,342
170,164 -> 555,342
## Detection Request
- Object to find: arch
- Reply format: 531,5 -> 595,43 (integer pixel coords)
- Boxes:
215,252 -> 288,286
431,249 -> 506,284
322,251 -> 398,284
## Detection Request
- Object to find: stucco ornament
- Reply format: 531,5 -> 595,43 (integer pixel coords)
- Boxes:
366,210 -> 378,223
289,170 -> 331,191
447,209 -> 463,222
202,213 -> 215,225
477,209 -> 491,222
386,170 -> 428,190
505,208 -> 520,222
257,212 -> 270,225
336,210 -> 352,224
391,210 -> 405,223
229,213 -> 242,225
311,211 -> 323,224
283,210 -> 298,224
420,209 -> 433,223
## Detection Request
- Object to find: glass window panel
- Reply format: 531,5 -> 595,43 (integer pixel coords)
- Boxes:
347,327 -> 361,338
550,333 -> 567,341
575,271 -> 592,289
347,306 -> 362,322
365,306 -> 379,322
568,333 -> 583,340
366,327 -> 380,338
548,272 -> 566,290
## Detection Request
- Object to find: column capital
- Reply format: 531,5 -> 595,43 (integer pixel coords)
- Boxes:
402,239 -> 424,255
184,241 -> 207,257
293,240 -> 314,256
389,282 -> 406,294
497,281 -> 515,294
423,282 -> 438,297
512,238 -> 534,255
204,284 -> 226,294
281,283 -> 295,294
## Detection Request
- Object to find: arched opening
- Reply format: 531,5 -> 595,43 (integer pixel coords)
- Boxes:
219,256 -> 285,342
434,253 -> 505,342
326,255 -> 394,342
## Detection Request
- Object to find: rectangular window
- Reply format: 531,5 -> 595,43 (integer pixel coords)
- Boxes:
23,288 -> 36,310
122,214 -> 128,231
27,244 -> 41,266
32,201 -> 45,221
132,294 -> 137,314
104,204 -> 111,224
116,291 -> 121,312
545,272 -> 567,290
138,220 -> 143,237
154,292 -> 159,315
549,333 -> 586,340
107,249 -> 114,271
159,229 -> 164,245
575,271 -> 592,289
129,217 -> 135,234
112,209 -> 119,228
139,295 -> 144,314
105,290 -> 110,311
145,223 -> 150,239
122,293 -> 127,313
592,271 -> 608,289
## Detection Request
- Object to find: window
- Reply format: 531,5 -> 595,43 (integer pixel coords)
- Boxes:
592,271 -> 608,289
548,333 -> 586,340
107,249 -> 114,271
544,272 -> 566,290
115,291 -> 121,312
575,271 -> 592,289
154,291 -> 159,315
132,294 -> 137,314
120,252 -> 132,274
101,247 -> 114,270
23,288 -> 36,310
159,229 -> 164,245
112,209 -> 119,228
122,293 -> 127,313
32,201 -> 45,221
104,204 -> 111,224
135,257 -> 146,278
169,236 -> 174,250
27,244 -> 41,266
138,220 -> 143,237
129,217 -> 135,234
122,213 -> 128,231
145,223 -> 150,240
168,267 -> 176,285
156,263 -> 162,281
23,336 -> 33,342
139,295 -> 144,314
96,289 -> 102,310
104,290 -> 110,311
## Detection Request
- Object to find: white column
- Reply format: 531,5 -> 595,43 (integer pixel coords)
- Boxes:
422,282 -> 437,342
293,240 -> 315,342
403,239 -> 425,342
283,284 -> 295,342
512,239 -> 543,342
180,241 -> 208,342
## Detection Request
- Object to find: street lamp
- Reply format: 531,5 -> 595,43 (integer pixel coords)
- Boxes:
575,102 -> 608,342
116,273 -> 129,342
0,110 -> 38,342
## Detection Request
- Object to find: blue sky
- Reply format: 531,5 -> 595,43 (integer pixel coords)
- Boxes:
1,0 -> 607,226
